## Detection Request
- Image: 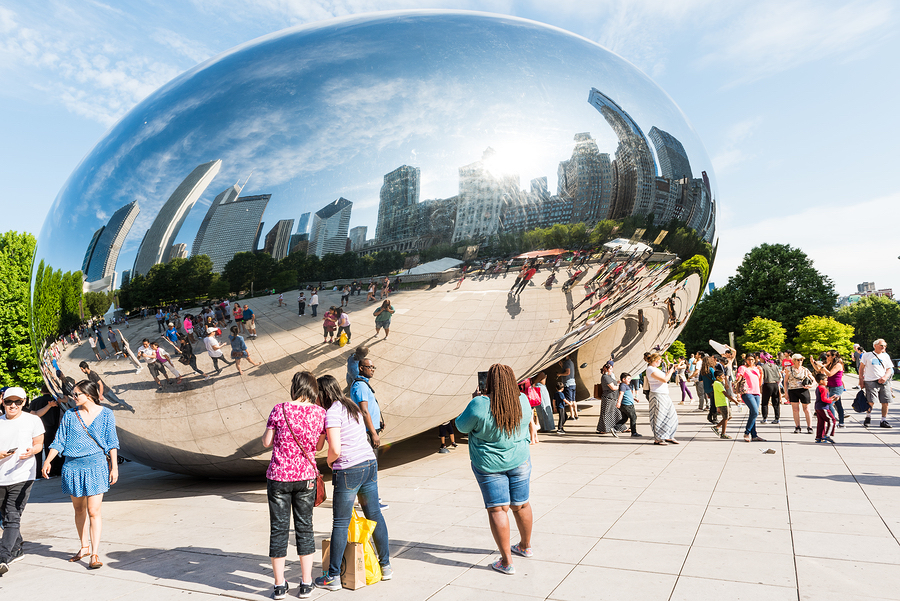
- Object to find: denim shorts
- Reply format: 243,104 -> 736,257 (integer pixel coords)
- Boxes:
471,459 -> 531,508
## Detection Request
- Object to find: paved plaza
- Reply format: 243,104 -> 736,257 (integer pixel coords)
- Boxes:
3,378 -> 900,601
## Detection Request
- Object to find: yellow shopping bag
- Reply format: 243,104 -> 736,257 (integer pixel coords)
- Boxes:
348,508 -> 382,584
338,331 -> 349,347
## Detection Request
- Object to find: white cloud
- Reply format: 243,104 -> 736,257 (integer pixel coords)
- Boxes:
700,0 -> 893,85
710,116 -> 762,173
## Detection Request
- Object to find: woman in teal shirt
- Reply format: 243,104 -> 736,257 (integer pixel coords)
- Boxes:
456,363 -> 533,576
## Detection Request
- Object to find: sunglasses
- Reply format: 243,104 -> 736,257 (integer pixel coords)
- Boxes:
3,399 -> 25,406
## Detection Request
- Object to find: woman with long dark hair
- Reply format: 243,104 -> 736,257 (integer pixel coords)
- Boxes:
315,375 -> 391,590
456,364 -> 533,575
41,380 -> 119,570
262,372 -> 326,600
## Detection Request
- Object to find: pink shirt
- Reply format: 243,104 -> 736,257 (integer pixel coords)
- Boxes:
265,402 -> 326,482
736,365 -> 762,395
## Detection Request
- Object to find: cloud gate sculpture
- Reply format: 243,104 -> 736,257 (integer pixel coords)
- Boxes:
33,11 -> 717,477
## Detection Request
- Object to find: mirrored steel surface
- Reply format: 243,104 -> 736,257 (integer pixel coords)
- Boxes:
33,11 -> 717,477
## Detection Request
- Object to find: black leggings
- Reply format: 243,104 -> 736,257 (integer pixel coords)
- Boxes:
185,356 -> 204,376
556,404 -> 567,430
761,383 -> 780,420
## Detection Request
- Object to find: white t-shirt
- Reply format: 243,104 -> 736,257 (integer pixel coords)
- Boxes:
205,335 -> 223,357
861,351 -> 894,382
310,294 -> 318,305
0,413 -> 45,485
646,366 -> 670,393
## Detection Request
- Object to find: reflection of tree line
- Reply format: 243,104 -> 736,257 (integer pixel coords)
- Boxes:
115,213 -> 712,312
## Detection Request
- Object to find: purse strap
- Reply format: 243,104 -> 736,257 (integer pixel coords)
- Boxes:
280,403 -> 317,471
75,409 -> 108,456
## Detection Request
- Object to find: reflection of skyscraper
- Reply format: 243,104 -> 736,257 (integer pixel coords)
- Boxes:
168,243 -> 188,261
82,227 -> 104,274
557,133 -> 613,223
648,127 -> 692,180
133,160 -> 221,276
588,89 -> 656,219
376,165 -> 420,243
265,219 -> 295,261
297,212 -> 310,236
310,198 -> 352,258
452,148 -> 517,243
84,200 -> 140,283
349,226 -> 367,250
192,184 -> 242,256
194,194 -> 270,272
121,270 -> 131,286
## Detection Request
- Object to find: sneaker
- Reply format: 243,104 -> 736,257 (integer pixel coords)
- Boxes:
0,561 -> 7,576
815,438 -> 824,443
864,415 -> 871,427
807,427 -> 813,434
772,420 -> 780,424
710,425 -> 720,435
379,500 -> 389,511
631,432 -> 643,437
719,434 -> 732,439
272,582 -> 289,600
490,559 -> 515,575
824,436 -> 836,443
10,549 -> 24,564
438,446 -> 450,454
610,429 -> 618,438
881,421 -> 892,428
380,565 -> 393,580
556,429 -> 566,434
450,442 -> 458,448
511,543 -> 533,558
838,423 -> 845,427
751,437 -> 767,442
296,582 -> 314,598
314,574 -> 341,591
760,419 -> 768,424
794,426 -> 801,434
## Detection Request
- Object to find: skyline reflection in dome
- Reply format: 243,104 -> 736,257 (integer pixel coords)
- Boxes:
33,11 -> 717,476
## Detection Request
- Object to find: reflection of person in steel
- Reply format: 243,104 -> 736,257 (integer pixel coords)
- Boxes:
455,264 -> 469,290
297,292 -> 306,316
242,305 -> 257,338
367,280 -> 376,302
374,300 -> 394,339
512,265 -> 537,295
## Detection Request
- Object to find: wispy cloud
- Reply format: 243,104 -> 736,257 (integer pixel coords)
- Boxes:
711,116 -> 762,173
699,0 -> 893,86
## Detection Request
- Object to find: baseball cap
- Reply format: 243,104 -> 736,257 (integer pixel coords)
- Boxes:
2,387 -> 27,400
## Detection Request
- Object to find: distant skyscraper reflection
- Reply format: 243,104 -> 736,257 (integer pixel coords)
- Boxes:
83,200 -> 139,283
310,198 -> 352,258
195,192 -> 271,272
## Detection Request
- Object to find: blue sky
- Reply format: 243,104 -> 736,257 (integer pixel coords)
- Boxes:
1,0 -> 897,295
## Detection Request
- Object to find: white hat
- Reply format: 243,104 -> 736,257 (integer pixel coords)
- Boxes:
2,387 -> 27,400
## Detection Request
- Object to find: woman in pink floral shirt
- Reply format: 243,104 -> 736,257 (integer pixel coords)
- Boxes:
262,372 -> 326,599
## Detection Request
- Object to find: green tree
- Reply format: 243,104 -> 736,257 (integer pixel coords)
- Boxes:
738,317 -> 787,356
793,315 -> 854,360
0,231 -> 41,391
667,340 -> 686,359
678,286 -> 738,354
223,252 -> 275,294
84,291 -> 112,317
836,295 -> 900,355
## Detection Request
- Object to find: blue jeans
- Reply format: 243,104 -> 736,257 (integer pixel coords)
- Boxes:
327,459 -> 390,577
564,384 -> 577,406
742,393 -> 761,436
829,386 -> 845,424
471,459 -> 531,508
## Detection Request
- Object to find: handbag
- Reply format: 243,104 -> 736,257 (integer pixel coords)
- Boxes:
75,409 -> 113,473
281,404 -> 326,507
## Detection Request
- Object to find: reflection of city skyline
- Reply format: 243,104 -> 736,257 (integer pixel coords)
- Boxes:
85,87 -> 714,283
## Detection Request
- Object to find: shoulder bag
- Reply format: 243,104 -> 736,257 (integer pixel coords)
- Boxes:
280,404 -> 326,507
75,409 -> 113,473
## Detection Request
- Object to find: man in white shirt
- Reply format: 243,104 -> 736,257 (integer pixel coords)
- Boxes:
859,339 -> 894,428
0,387 -> 45,575
204,330 -> 234,373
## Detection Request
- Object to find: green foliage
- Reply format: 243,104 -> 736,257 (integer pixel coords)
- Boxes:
667,340 -> 686,360
738,317 -> 787,356
836,295 -> 900,355
793,315 -> 854,360
223,252 -> 275,294
680,243 -> 836,352
0,231 -> 41,392
666,254 -> 710,286
83,291 -> 112,317
119,254 -> 216,310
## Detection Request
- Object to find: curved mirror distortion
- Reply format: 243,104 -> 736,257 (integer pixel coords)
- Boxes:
33,12 -> 716,476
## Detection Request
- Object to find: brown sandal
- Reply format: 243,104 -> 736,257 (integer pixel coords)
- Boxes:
89,554 -> 103,569
69,546 -> 90,562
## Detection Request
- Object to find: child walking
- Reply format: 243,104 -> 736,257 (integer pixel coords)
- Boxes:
711,371 -> 736,439
614,372 -> 641,437
814,372 -> 838,443
554,381 -> 571,433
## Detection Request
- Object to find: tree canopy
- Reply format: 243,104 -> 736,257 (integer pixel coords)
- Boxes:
836,295 -> 900,354
738,317 -> 787,356
793,315 -> 854,360
679,243 -> 837,353
0,232 -> 41,391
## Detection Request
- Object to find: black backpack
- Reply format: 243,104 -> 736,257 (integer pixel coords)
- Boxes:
852,390 -> 869,413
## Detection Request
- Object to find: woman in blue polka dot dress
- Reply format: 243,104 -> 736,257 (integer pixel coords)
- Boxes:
42,380 -> 119,569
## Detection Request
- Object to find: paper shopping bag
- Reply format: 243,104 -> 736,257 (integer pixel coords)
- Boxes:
322,538 -> 366,590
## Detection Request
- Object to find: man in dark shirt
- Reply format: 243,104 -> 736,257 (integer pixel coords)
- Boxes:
79,361 -> 134,412
28,385 -> 63,477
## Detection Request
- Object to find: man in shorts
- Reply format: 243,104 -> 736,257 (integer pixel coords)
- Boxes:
859,339 -> 894,428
